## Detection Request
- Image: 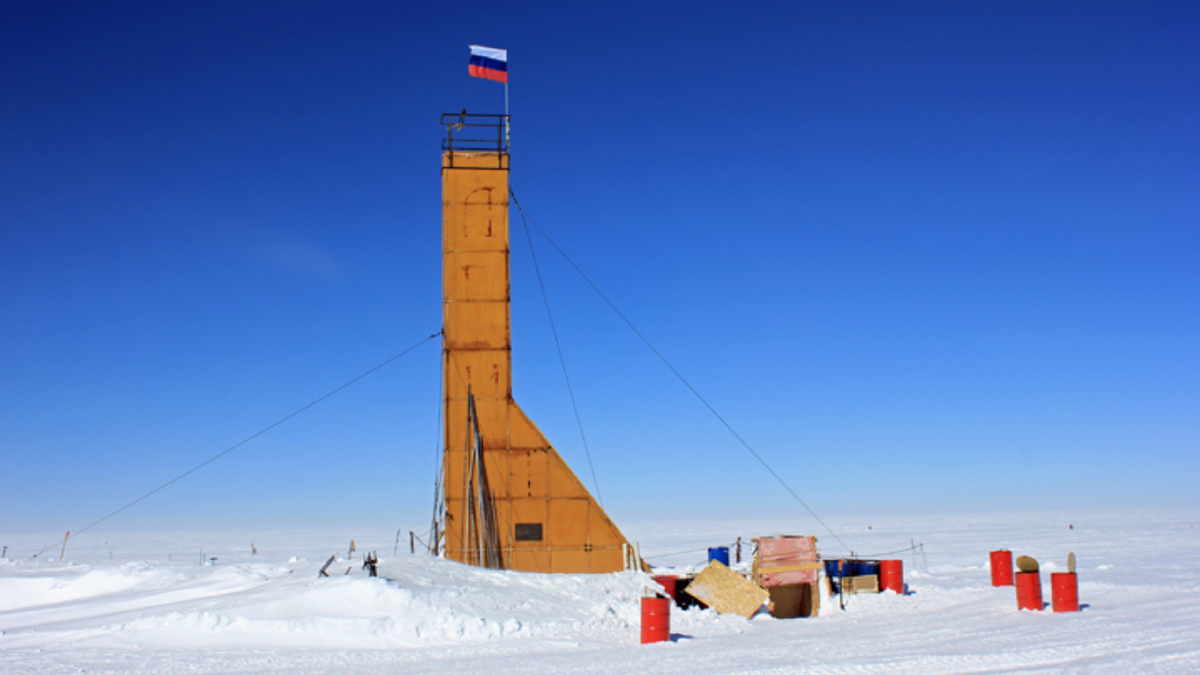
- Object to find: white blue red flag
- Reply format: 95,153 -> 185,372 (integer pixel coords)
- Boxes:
468,45 -> 507,83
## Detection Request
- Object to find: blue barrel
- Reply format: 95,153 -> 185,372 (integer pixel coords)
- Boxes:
708,546 -> 730,566
855,561 -> 880,577
824,559 -> 845,594
824,559 -> 848,577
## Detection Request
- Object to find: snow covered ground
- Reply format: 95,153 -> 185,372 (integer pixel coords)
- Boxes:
2,509 -> 1197,673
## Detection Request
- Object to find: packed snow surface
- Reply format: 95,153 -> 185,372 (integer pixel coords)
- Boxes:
2,509 -> 1197,673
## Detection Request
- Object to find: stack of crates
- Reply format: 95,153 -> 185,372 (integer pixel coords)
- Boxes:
824,559 -> 880,594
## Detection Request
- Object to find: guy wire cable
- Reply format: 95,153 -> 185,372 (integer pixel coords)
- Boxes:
508,190 -> 851,554
35,329 -> 444,554
514,192 -> 603,506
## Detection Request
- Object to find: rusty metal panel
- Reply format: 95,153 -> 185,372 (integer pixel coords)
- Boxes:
584,510 -> 626,547
509,449 -> 549,498
589,548 -> 624,573
508,498 -> 547,531
443,399 -> 507,446
507,549 -> 548,573
444,201 -> 508,246
547,456 -> 591,499
444,251 -> 509,301
548,498 -> 590,547
551,549 -> 589,573
442,153 -> 510,254
508,401 -> 549,449
445,351 -> 510,401
443,304 -> 509,350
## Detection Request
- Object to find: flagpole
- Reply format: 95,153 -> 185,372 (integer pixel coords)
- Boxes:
504,80 -> 510,150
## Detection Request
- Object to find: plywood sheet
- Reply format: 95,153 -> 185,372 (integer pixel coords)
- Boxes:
683,561 -> 768,618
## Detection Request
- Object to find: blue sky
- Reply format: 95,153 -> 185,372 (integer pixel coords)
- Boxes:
2,2 -> 1197,540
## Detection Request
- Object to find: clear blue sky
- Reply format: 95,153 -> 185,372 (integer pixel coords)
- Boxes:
2,2 -> 1197,539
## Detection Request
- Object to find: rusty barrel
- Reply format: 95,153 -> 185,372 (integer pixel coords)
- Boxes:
640,597 -> 671,644
653,575 -> 678,603
880,559 -> 904,594
990,550 -> 1014,587
1051,572 -> 1079,612
1015,571 -> 1043,610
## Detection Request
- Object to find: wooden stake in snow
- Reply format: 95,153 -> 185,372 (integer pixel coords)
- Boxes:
318,554 -> 337,578
60,531 -> 70,562
622,542 -> 645,571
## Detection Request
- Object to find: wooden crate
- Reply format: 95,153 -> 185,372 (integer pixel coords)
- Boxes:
842,575 -> 879,594
767,583 -> 819,618
753,535 -> 820,587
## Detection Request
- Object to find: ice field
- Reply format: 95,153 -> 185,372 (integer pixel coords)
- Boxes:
2,508 -> 1197,674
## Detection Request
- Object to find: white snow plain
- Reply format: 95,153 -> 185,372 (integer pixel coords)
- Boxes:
2,509 -> 1197,674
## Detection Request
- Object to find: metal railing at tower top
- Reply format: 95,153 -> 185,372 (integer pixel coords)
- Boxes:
441,112 -> 509,163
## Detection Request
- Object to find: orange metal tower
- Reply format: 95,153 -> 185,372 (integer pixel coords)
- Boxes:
439,114 -> 632,573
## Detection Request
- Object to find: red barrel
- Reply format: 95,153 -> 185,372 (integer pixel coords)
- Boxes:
653,575 -> 678,602
1015,571 -> 1043,611
880,559 -> 904,594
1051,572 -> 1079,612
640,597 -> 671,644
990,550 -> 1014,587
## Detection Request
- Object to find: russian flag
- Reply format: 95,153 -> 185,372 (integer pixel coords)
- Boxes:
468,45 -> 507,83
